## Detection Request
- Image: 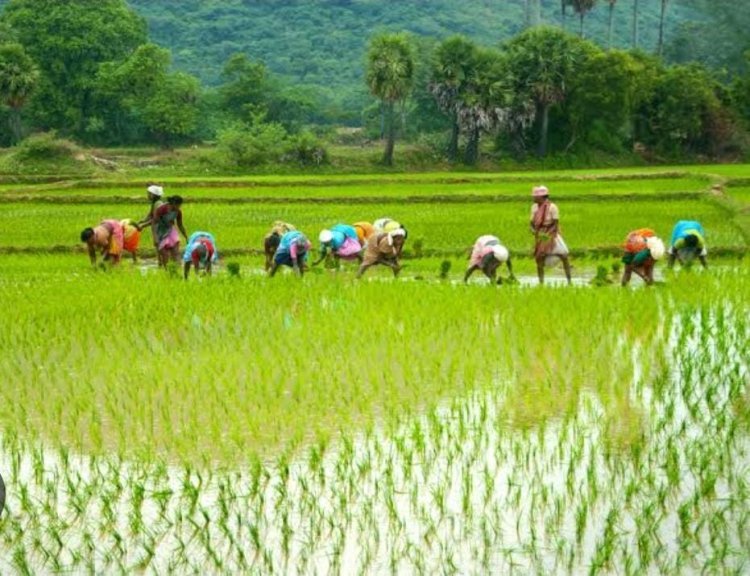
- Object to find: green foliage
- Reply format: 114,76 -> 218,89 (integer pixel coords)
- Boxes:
215,122 -> 289,167
0,41 -> 37,143
10,131 -> 78,161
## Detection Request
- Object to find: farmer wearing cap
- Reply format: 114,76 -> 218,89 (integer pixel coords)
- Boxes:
313,224 -> 363,266
621,228 -> 665,286
357,228 -> 406,278
264,221 -> 296,271
464,235 -> 514,284
530,185 -> 572,285
353,221 -> 375,246
153,195 -> 188,266
269,230 -> 311,277
80,219 -> 125,266
667,220 -> 708,269
137,183 -> 166,262
183,231 -> 218,279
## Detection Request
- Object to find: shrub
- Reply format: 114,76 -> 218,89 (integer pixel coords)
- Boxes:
13,132 -> 80,161
215,122 -> 288,167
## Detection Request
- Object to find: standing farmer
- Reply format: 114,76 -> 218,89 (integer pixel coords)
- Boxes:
269,230 -> 312,278
667,220 -> 708,269
80,220 -> 124,266
464,235 -> 514,284
153,196 -> 188,266
357,228 -> 406,278
136,184 -> 166,261
530,185 -> 572,284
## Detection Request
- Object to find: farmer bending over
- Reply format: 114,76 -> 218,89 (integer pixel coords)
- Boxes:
80,219 -> 124,266
263,221 -> 296,271
464,235 -> 514,284
621,229 -> 665,286
357,228 -> 406,279
269,230 -> 311,278
667,220 -> 707,269
313,224 -> 362,266
183,231 -> 218,279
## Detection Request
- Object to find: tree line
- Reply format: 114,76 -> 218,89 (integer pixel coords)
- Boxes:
0,0 -> 747,167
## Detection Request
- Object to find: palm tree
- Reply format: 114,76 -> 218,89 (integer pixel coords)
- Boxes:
607,0 -> 618,48
570,0 -> 597,38
657,0 -> 669,56
632,0 -> 640,48
430,36 -> 478,161
366,33 -> 415,166
0,43 -> 38,144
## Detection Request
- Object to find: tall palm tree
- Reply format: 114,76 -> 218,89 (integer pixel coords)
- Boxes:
570,0 -> 597,38
366,33 -> 415,166
657,0 -> 669,56
607,0 -> 618,48
0,43 -> 38,144
430,36 -> 478,161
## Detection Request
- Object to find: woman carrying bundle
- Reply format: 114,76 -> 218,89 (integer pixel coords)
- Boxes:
621,228 -> 665,286
464,235 -> 514,284
530,185 -> 571,285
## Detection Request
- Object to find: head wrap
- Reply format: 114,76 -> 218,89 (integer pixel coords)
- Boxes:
532,185 -> 549,198
387,228 -> 406,246
147,185 -> 163,197
319,229 -> 333,244
646,236 -> 665,260
491,245 -> 509,263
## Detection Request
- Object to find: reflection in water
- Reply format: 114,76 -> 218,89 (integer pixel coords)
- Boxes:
0,307 -> 747,573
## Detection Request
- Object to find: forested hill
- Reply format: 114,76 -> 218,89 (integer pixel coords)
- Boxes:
0,0 -> 745,110
123,0 -> 690,93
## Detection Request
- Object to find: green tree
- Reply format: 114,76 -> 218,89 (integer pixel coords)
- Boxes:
504,27 -> 588,157
1,0 -> 146,138
570,0 -> 597,38
141,72 -> 201,147
0,42 -> 37,143
430,36 -> 479,161
219,53 -> 268,122
365,32 -> 415,166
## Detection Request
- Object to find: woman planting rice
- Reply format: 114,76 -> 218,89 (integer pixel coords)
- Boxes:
269,230 -> 311,277
183,231 -> 218,279
153,195 -> 188,266
464,235 -> 514,284
263,221 -> 296,271
120,218 -> 141,262
373,218 -> 408,256
313,224 -> 363,266
667,220 -> 708,269
80,219 -> 125,266
621,228 -> 665,286
356,228 -> 406,278
530,185 -> 571,285
353,221 -> 375,246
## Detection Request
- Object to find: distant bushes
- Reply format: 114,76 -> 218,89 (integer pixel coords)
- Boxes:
214,123 -> 328,168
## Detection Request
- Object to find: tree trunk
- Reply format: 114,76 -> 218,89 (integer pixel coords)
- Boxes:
608,3 -> 615,48
447,117 -> 459,162
9,107 -> 22,145
382,101 -> 395,166
561,0 -> 567,30
632,0 -> 639,48
658,0 -> 668,56
464,124 -> 480,165
537,103 -> 549,157
579,13 -> 585,37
